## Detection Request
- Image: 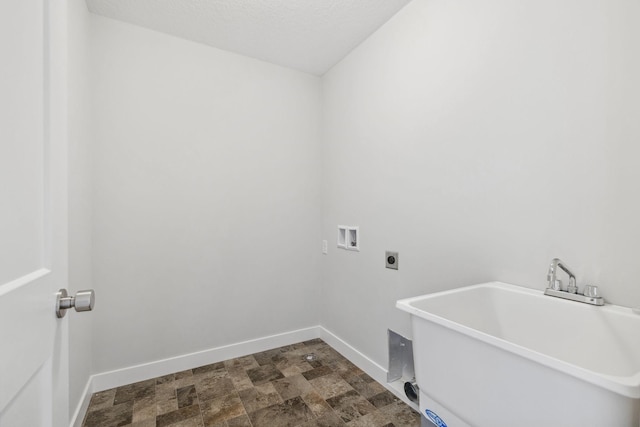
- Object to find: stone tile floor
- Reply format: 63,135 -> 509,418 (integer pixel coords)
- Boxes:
82,339 -> 420,427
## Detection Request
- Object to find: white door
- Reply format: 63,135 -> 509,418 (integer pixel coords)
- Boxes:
0,0 -> 70,426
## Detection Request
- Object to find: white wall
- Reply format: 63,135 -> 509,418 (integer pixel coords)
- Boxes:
322,0 -> 640,368
73,0 -> 640,395
90,16 -> 323,373
67,0 -> 93,417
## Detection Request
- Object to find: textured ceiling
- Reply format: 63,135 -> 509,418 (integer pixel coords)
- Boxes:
85,0 -> 412,75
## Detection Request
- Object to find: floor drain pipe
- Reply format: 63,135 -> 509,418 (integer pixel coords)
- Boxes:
404,380 -> 419,403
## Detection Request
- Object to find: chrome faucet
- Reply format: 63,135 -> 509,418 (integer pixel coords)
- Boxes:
544,258 -> 604,306
547,258 -> 578,294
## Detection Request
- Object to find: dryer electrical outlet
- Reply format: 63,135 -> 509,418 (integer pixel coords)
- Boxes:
386,251 -> 398,269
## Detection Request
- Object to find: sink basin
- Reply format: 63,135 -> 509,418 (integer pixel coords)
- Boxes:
397,282 -> 640,427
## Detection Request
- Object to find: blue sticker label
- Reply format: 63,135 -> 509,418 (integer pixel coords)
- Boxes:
425,409 -> 448,427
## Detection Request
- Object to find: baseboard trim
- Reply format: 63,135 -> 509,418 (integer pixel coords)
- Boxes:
90,326 -> 320,393
70,378 -> 93,427
71,325 -> 417,426
318,326 -> 387,384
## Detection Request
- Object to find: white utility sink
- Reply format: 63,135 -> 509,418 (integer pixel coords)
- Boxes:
397,282 -> 640,427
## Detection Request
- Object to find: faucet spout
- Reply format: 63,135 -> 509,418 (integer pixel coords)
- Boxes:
547,258 -> 577,293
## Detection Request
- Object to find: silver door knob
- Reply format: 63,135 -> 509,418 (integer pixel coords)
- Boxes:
56,289 -> 95,318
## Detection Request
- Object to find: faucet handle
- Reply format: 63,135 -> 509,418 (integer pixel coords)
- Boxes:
550,279 -> 562,291
583,285 -> 599,298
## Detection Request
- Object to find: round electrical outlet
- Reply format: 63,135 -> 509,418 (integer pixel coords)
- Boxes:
385,251 -> 398,270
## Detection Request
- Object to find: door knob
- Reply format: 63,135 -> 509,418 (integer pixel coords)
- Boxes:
56,289 -> 95,318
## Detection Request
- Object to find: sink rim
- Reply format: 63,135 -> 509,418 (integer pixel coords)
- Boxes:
397,281 -> 640,398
